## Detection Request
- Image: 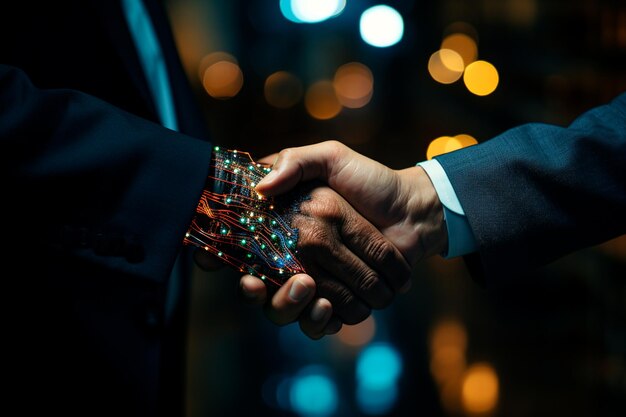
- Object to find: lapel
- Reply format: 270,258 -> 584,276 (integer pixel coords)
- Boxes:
89,0 -> 159,123
89,0 -> 210,140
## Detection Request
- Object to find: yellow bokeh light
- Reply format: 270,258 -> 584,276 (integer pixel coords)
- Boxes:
428,49 -> 464,84
454,134 -> 479,148
337,315 -> 376,347
426,135 -> 477,160
264,71 -> 303,109
461,363 -> 499,414
463,60 -> 499,96
333,62 -> 374,109
441,33 -> 478,66
305,80 -> 342,120
202,60 -> 244,99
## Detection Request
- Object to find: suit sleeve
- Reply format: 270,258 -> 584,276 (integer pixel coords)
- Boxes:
0,64 -> 213,283
435,93 -> 626,283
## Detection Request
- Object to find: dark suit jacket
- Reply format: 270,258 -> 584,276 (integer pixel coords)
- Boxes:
1,1 -> 212,415
436,93 -> 626,284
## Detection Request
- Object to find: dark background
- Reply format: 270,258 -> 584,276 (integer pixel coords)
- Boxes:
162,1 -> 626,416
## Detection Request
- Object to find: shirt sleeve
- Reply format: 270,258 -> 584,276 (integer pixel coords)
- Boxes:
417,159 -> 478,258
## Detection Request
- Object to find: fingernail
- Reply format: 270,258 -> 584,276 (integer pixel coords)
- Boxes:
289,279 -> 311,302
257,168 -> 278,188
310,302 -> 329,322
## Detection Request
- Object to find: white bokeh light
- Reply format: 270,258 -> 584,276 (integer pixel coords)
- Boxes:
359,5 -> 404,47
284,0 -> 346,24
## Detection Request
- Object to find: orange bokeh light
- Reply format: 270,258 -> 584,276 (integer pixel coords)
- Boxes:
202,60 -> 243,99
333,62 -> 374,109
264,71 -> 303,109
461,363 -> 499,414
305,80 -> 342,120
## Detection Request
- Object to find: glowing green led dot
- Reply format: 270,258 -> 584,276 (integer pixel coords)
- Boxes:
261,276 -> 266,280
221,229 -> 227,234
246,253 -> 253,258
271,234 -> 277,240
218,251 -> 223,257
241,239 -> 247,245
287,240 -> 293,246
240,217 -> 247,223
260,244 -> 266,249
249,225 -> 256,231
258,217 -> 264,222
225,159 -> 230,164
248,165 -> 254,170
271,220 -> 277,226
286,254 -> 292,259
214,146 -> 220,151
225,197 -> 232,204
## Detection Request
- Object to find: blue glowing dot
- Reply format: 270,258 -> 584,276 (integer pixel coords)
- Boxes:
289,367 -> 338,417
356,343 -> 403,389
359,5 -> 404,47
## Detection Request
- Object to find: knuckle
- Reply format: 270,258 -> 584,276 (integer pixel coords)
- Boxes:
366,237 -> 396,266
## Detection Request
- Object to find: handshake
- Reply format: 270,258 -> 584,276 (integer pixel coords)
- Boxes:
190,140 -> 448,339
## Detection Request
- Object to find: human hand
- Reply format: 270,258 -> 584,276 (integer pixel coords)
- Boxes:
238,184 -> 412,339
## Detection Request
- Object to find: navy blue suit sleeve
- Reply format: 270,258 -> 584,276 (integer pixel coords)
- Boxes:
435,93 -> 626,283
0,64 -> 213,282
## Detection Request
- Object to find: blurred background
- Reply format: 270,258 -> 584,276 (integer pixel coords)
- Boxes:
162,1 -> 626,416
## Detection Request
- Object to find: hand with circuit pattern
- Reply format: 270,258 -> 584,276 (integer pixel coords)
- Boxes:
190,147 -> 412,339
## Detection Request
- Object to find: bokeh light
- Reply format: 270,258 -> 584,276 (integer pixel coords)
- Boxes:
356,383 -> 398,415
356,342 -> 402,389
461,363 -> 499,414
428,49 -> 464,84
429,319 -> 468,385
280,0 -> 345,23
264,71 -> 303,108
305,80 -> 342,119
426,134 -> 478,159
359,5 -> 404,47
290,366 -> 338,417
441,33 -> 478,66
333,62 -> 374,109
337,315 -> 376,346
463,60 -> 499,96
200,52 -> 243,99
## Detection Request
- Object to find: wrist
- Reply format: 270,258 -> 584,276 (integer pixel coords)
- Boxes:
394,166 -> 447,263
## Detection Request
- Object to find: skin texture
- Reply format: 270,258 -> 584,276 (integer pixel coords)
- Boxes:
197,141 -> 446,339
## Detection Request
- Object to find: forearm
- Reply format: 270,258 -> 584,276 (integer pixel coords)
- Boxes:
436,93 -> 626,277
1,65 -> 213,282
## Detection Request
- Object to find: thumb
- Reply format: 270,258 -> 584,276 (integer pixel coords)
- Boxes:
255,140 -> 349,197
